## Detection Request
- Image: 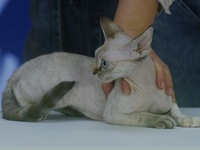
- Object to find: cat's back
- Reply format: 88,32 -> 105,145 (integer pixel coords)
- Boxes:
8,52 -> 95,106
10,52 -> 94,85
30,52 -> 94,70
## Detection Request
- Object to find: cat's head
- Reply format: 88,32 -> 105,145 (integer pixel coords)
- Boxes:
94,17 -> 153,82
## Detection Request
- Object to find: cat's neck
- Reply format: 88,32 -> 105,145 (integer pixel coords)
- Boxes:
94,76 -> 107,100
126,56 -> 157,92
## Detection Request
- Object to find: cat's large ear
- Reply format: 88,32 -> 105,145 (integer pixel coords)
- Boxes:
100,17 -> 124,39
133,27 -> 153,57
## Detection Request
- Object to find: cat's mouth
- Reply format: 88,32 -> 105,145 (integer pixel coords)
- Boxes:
96,72 -> 121,83
94,72 -> 122,84
93,65 -> 107,80
96,73 -> 114,83
93,65 -> 119,83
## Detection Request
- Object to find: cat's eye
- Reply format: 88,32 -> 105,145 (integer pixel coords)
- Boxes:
100,59 -> 109,69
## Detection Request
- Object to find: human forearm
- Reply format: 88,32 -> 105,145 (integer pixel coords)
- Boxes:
113,0 -> 175,99
114,0 -> 158,38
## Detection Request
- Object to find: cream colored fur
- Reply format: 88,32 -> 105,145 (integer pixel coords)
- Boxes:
2,17 -> 200,128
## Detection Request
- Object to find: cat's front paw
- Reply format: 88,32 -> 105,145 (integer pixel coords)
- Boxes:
178,117 -> 200,128
151,115 -> 176,129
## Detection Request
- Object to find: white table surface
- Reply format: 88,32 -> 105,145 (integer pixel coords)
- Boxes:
0,108 -> 200,150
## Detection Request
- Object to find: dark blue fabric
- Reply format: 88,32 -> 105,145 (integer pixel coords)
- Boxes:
24,0 -> 200,107
24,0 -> 118,60
153,0 -> 200,107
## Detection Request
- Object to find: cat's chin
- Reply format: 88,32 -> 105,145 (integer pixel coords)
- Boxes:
101,80 -> 114,83
100,78 -> 120,83
98,77 -> 115,83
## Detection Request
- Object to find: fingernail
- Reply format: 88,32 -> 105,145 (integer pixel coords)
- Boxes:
124,89 -> 129,95
123,88 -> 131,95
172,96 -> 176,103
167,87 -> 174,96
160,82 -> 165,89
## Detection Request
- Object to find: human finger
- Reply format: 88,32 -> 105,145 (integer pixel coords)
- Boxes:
101,82 -> 114,99
121,78 -> 131,95
150,50 -> 175,97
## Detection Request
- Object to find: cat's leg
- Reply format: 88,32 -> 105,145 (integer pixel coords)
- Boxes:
104,109 -> 176,129
55,106 -> 84,117
169,103 -> 200,128
3,81 -> 75,121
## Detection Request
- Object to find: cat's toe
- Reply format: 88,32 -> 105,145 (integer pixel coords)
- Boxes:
153,115 -> 176,129
178,117 -> 200,128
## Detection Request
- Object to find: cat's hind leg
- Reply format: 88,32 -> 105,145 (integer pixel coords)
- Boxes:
55,107 -> 84,117
169,103 -> 200,128
2,81 -> 75,121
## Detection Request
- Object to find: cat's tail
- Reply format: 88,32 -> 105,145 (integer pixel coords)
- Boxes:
2,81 -> 75,121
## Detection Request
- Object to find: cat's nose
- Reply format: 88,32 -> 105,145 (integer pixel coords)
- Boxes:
93,65 -> 99,75
93,68 -> 99,75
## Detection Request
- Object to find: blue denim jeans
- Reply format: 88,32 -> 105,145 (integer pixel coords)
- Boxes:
24,0 -> 200,107
153,0 -> 200,107
24,0 -> 118,60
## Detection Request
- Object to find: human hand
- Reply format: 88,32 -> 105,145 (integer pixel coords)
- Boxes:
102,50 -> 176,102
150,50 -> 176,102
102,79 -> 131,99
150,50 -> 175,97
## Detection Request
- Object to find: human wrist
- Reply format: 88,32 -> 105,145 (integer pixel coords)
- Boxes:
121,26 -> 150,39
113,20 -> 150,39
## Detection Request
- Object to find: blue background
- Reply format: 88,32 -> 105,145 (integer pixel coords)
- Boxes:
0,0 -> 31,62
0,0 -> 31,108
